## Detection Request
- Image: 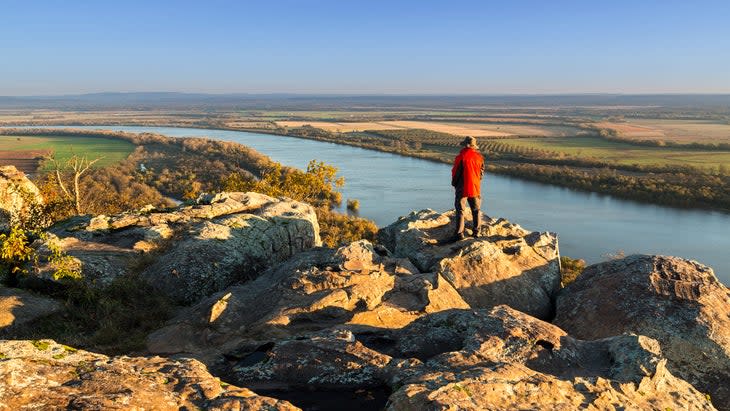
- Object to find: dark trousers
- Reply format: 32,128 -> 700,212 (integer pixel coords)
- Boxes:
455,195 -> 481,235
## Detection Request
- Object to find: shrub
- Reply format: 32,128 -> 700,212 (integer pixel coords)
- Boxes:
0,226 -> 35,285
0,227 -> 81,286
560,256 -> 586,286
6,273 -> 177,354
347,199 -> 360,211
316,207 -> 378,247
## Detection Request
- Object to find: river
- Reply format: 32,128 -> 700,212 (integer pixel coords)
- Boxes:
37,126 -> 730,284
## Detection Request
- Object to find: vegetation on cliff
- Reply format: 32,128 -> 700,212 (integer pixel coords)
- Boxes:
0,128 -> 377,246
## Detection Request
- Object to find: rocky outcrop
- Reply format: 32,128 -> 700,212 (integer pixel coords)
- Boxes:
0,287 -> 61,332
554,255 -> 730,410
147,240 -> 469,360
388,307 -> 715,411
0,165 -> 42,231
3,196 -> 725,411
35,192 -> 321,303
379,209 -> 561,319
222,306 -> 715,411
0,339 -> 300,410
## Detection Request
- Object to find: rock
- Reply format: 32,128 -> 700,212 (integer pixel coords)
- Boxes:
0,165 -> 42,231
147,240 -> 469,361
222,306 -> 714,411
0,339 -> 300,410
227,329 -> 414,389
33,192 -> 321,302
554,255 -> 730,410
387,305 -> 716,411
0,287 -> 62,331
387,361 -> 714,411
378,209 -> 560,319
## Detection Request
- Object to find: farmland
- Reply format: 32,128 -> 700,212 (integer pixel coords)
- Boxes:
596,119 -> 730,145
276,120 -> 585,137
0,135 -> 134,173
495,136 -> 730,170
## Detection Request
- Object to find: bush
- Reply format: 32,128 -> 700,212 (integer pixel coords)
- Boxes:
560,256 -> 586,286
316,207 -> 378,247
346,199 -> 360,211
0,227 -> 81,286
5,273 -> 177,354
0,227 -> 35,286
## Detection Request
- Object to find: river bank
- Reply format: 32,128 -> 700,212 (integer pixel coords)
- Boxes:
12,125 -> 728,284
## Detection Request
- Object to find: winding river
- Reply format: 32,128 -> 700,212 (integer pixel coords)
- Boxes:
40,126 -> 730,284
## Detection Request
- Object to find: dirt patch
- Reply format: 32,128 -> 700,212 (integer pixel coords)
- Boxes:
0,149 -> 50,174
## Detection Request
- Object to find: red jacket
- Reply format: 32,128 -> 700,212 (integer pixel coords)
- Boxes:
452,147 -> 484,197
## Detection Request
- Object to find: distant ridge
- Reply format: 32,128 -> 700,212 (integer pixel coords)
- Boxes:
1,92 -> 729,110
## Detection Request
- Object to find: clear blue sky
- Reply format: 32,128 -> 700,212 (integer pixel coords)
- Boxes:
2,0 -> 729,95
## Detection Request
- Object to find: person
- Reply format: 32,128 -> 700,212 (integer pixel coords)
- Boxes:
451,136 -> 484,241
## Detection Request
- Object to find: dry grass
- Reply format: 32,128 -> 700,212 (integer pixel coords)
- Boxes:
276,119 -> 583,137
376,121 -> 514,137
276,121 -> 404,132
597,120 -> 730,144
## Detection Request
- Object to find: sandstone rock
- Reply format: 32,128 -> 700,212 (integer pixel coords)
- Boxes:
221,306 -> 714,411
379,209 -> 560,319
147,241 -> 469,360
554,254 -> 730,410
387,305 -> 716,411
0,339 -> 300,410
227,329 -> 415,389
387,361 -> 714,411
35,192 -> 320,302
0,165 -> 42,231
0,287 -> 61,331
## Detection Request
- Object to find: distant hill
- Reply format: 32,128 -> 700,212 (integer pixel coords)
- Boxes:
1,92 -> 729,110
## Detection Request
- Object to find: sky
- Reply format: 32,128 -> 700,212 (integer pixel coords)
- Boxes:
1,0 -> 729,95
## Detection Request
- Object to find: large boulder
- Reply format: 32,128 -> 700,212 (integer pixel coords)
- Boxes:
227,329 -> 417,389
0,287 -> 61,332
386,306 -> 716,411
554,255 -> 730,410
0,165 -> 42,231
0,339 -> 300,410
35,192 -> 321,303
147,240 -> 469,361
378,209 -> 560,319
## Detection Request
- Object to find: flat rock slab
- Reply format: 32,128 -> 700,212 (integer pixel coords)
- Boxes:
0,339 -> 300,411
34,192 -> 321,304
0,287 -> 61,331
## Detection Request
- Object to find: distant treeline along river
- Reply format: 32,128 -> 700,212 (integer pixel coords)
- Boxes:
50,126 -> 730,285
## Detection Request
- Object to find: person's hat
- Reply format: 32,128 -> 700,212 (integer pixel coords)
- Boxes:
461,136 -> 478,148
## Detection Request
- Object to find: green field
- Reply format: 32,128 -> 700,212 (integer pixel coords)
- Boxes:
498,136 -> 730,169
0,135 -> 135,170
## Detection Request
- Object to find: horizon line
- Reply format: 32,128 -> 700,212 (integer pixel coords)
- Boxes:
4,91 -> 730,98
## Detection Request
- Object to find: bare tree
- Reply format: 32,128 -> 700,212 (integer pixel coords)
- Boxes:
49,155 -> 103,215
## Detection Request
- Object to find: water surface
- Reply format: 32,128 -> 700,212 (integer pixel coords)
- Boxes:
40,126 -> 730,284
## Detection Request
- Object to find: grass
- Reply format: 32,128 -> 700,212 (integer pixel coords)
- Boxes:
498,136 -> 730,170
0,135 -> 135,170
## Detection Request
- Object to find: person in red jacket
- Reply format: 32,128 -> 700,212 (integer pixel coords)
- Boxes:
451,136 -> 485,241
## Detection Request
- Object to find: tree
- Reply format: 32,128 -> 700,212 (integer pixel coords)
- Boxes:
49,155 -> 103,215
